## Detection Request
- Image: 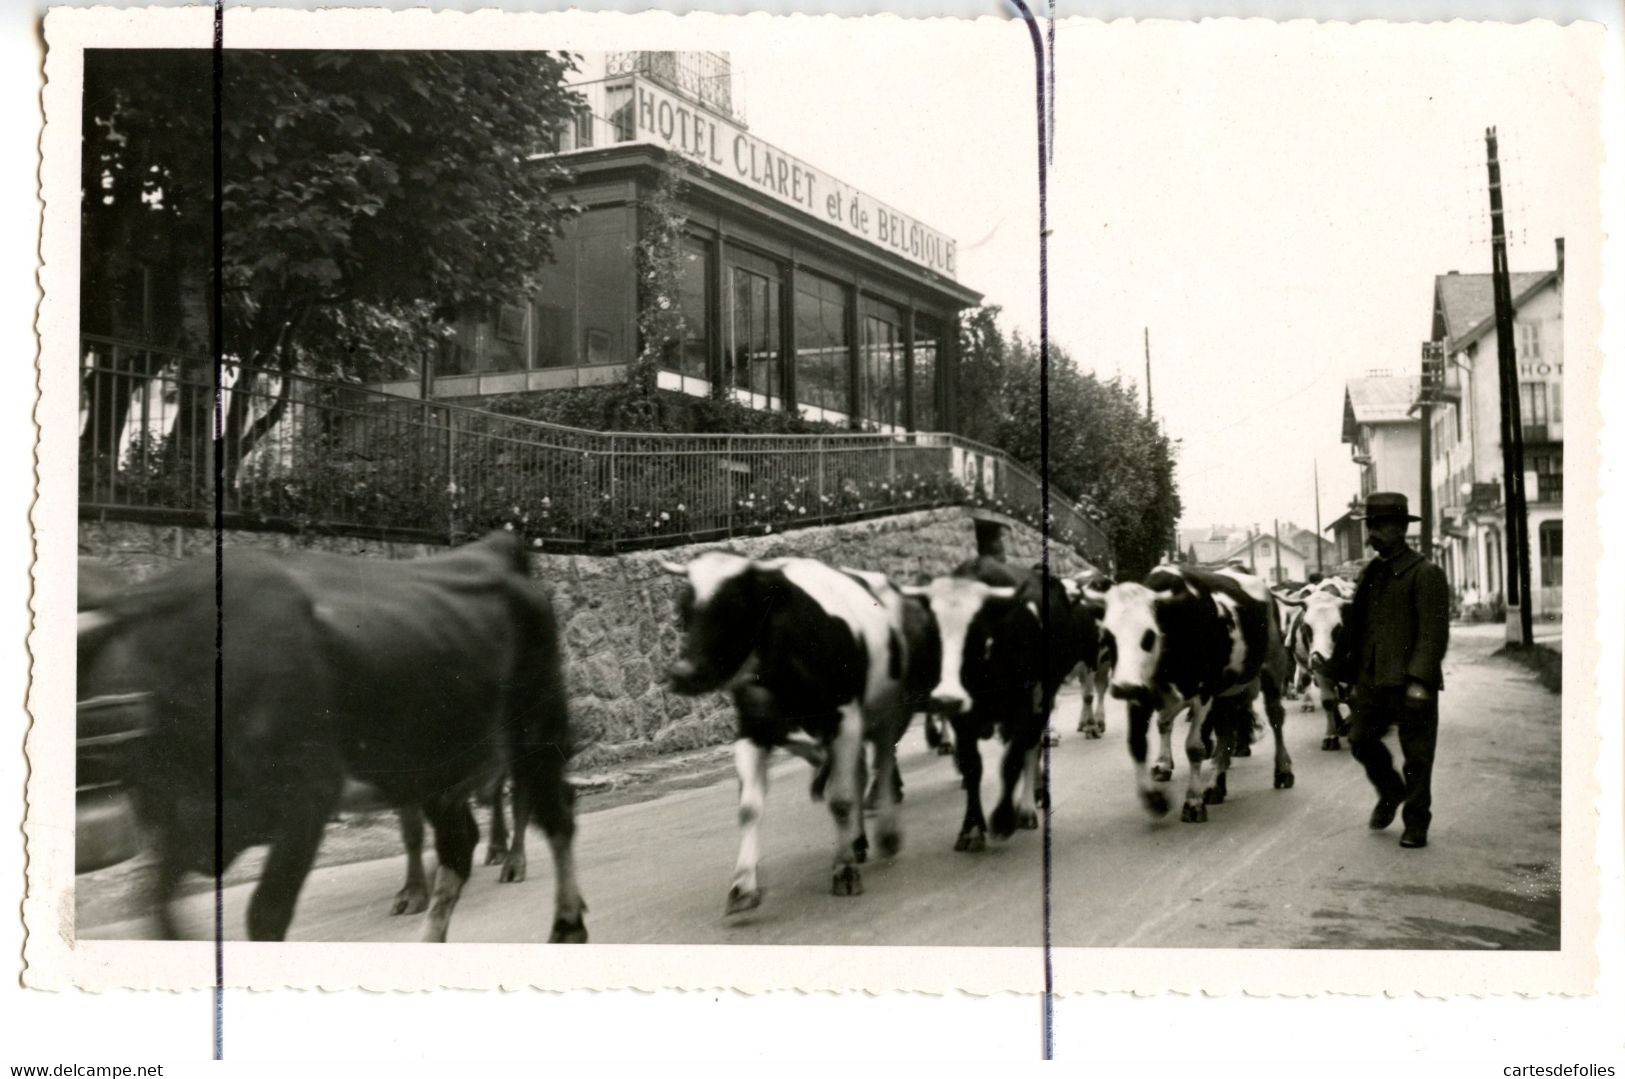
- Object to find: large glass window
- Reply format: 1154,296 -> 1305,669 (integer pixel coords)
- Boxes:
726,250 -> 782,409
436,304 -> 528,376
859,302 -> 902,431
665,237 -> 711,385
533,208 -> 634,369
912,316 -> 940,431
794,271 -> 850,422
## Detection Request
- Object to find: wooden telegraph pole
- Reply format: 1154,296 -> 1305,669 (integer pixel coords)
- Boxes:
1485,126 -> 1535,646
1272,519 -> 1283,584
1419,340 -> 1442,561
1313,459 -> 1325,575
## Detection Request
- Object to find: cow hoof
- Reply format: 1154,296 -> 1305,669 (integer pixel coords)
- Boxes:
1085,727 -> 1103,739
1321,736 -> 1341,751
484,843 -> 508,867
954,829 -> 986,853
1336,719 -> 1351,737
1202,786 -> 1225,805
831,865 -> 864,897
1140,788 -> 1170,817
725,884 -> 763,915
548,916 -> 588,944
390,884 -> 429,916
1017,808 -> 1040,831
990,803 -> 1017,839
1151,764 -> 1173,782
1274,771 -> 1295,790
1234,743 -> 1252,758
1181,802 -> 1208,823
853,834 -> 869,864
499,853 -> 528,884
878,830 -> 902,858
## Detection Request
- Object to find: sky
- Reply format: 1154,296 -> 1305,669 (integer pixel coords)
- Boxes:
720,16 -> 1601,539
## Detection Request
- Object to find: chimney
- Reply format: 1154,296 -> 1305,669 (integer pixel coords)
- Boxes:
1446,270 -> 1459,275
1555,237 -> 1565,278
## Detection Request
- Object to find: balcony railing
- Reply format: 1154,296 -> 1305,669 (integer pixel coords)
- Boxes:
77,337 -> 1113,568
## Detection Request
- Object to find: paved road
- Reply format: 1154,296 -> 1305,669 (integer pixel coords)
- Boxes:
82,629 -> 1559,948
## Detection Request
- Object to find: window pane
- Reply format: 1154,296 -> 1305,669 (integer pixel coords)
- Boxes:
578,232 -> 629,365
1539,522 -> 1563,587
668,238 -> 710,380
859,299 -> 901,430
912,317 -> 939,431
794,271 -> 850,420
1550,381 -> 1562,423
727,265 -> 782,408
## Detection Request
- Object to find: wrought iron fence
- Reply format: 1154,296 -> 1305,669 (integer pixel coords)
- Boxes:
77,337 -> 1113,566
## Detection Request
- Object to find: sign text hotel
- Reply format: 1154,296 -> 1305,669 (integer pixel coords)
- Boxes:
631,79 -> 958,279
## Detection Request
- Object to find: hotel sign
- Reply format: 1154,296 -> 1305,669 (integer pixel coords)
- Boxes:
629,78 -> 958,279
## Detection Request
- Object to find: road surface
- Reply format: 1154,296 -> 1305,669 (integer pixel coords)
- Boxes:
81,626 -> 1560,948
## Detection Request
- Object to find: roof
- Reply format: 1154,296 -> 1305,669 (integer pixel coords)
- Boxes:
1343,375 -> 1421,440
1432,270 -> 1558,349
1221,532 -> 1306,564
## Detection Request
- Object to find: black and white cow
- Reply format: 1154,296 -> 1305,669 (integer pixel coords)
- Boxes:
1279,590 -> 1353,750
1091,564 -> 1293,822
662,552 -> 911,912
904,558 -> 1082,851
1062,572 -> 1113,738
77,532 -> 587,943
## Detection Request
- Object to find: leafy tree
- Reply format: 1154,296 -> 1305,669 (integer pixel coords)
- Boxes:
80,49 -> 584,480
953,305 -> 1182,577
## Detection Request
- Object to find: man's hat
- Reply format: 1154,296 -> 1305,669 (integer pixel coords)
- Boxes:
1355,491 -> 1421,523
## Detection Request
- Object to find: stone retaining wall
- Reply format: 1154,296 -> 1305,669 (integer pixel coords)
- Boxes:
79,509 -> 1092,768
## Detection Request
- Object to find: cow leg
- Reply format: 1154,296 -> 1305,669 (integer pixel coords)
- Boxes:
1151,709 -> 1176,782
499,782 -> 530,884
420,794 -> 478,944
1076,662 -> 1094,733
392,805 -> 430,915
485,778 -> 510,866
1203,703 -> 1235,806
868,731 -> 903,859
1181,699 -> 1212,823
519,757 -> 588,944
1089,665 -> 1110,736
1124,699 -> 1170,817
1264,675 -> 1294,789
827,703 -> 866,896
952,713 -> 987,851
247,784 -> 338,942
1319,676 -> 1342,750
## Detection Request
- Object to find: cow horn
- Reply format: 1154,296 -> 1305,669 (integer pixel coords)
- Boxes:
900,584 -> 930,597
1082,586 -> 1110,605
78,609 -> 116,638
985,586 -> 1017,599
1274,593 -> 1306,607
658,560 -> 687,576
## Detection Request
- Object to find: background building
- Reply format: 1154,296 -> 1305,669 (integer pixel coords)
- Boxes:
372,51 -> 981,434
1423,244 -> 1564,619
1341,372 -> 1423,507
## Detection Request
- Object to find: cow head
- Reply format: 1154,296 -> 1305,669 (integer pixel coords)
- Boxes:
1097,581 -> 1168,708
661,552 -> 763,695
899,576 -> 1016,715
1298,593 -> 1348,674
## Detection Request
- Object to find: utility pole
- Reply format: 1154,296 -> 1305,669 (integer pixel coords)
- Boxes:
1419,340 -> 1441,561
1144,327 -> 1153,421
1313,459 -> 1325,575
1272,518 -> 1283,584
1485,126 -> 1535,646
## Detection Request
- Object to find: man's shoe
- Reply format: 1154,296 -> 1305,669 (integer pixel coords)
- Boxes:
1399,828 -> 1428,849
1369,799 -> 1399,830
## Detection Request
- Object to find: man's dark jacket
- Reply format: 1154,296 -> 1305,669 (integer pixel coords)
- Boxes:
1330,546 -> 1451,691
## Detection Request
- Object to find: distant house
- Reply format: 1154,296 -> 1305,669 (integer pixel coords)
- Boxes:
1218,531 -> 1311,585
1341,372 -> 1423,508
1424,244 -> 1564,619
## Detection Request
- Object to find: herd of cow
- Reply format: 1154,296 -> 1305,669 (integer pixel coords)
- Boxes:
75,531 -> 1358,945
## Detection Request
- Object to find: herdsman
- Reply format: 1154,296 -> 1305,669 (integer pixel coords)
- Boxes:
1330,492 -> 1451,850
